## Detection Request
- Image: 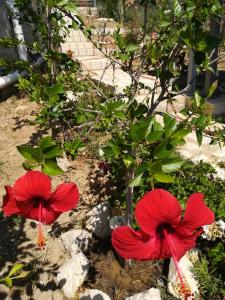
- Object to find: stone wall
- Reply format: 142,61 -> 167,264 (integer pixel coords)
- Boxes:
0,1 -> 18,61
0,0 -> 34,62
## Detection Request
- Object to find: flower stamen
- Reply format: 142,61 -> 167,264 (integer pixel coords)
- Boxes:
37,201 -> 46,249
163,229 -> 194,300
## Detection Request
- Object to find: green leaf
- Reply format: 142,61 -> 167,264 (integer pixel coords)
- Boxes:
163,114 -> 177,137
9,263 -> 25,277
196,130 -> 203,146
76,114 -> 86,124
0,277 -> 12,288
22,162 -> 36,170
146,130 -> 163,143
171,128 -> 191,139
129,173 -> 143,187
207,80 -> 218,98
42,161 -> 63,176
161,158 -> 184,173
43,145 -> 63,159
154,141 -> 176,159
173,0 -> 182,16
38,136 -> 53,151
126,44 -> 138,53
130,117 -> 154,141
17,146 -> 43,163
153,173 -> 175,183
123,155 -> 135,168
47,83 -> 64,95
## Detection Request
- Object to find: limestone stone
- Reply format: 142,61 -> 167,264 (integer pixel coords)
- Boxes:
125,288 -> 162,300
85,202 -> 111,238
80,289 -> 111,300
61,229 -> 92,255
109,215 -> 126,230
56,252 -> 89,298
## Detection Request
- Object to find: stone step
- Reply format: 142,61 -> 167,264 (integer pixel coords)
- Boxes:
63,41 -> 94,50
65,34 -> 90,42
76,56 -> 120,71
61,44 -> 103,57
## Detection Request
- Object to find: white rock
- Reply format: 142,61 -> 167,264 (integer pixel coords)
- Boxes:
109,215 -> 126,230
218,220 -> 225,231
168,254 -> 199,299
61,229 -> 92,255
85,202 -> 111,238
79,289 -> 111,300
125,288 -> 161,300
56,152 -> 71,172
56,252 -> 89,298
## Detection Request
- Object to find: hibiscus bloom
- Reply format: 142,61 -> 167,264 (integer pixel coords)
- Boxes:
2,171 -> 79,249
112,189 -> 214,299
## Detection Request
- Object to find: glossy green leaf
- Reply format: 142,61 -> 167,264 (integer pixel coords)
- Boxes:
129,173 -> 143,187
163,114 -> 177,137
171,128 -> 191,139
9,264 -> 25,277
173,0 -> 182,16
196,130 -> 203,146
42,161 -> 63,176
17,146 -> 43,163
22,162 -> 36,170
207,80 -> 218,98
130,117 -> 154,141
0,277 -> 12,288
43,145 -> 63,159
146,130 -> 163,143
153,173 -> 175,183
38,136 -> 53,151
123,156 -> 135,168
161,158 -> 184,173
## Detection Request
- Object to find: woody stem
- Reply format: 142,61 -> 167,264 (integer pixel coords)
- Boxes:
163,229 -> 185,289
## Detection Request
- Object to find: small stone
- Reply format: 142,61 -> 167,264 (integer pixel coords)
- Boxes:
125,288 -> 162,300
79,289 -> 111,300
61,229 -> 92,255
56,155 -> 71,172
56,252 -> 89,298
109,215 -> 126,230
168,254 -> 199,299
85,202 -> 111,238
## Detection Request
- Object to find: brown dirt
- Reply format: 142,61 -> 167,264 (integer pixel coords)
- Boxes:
84,238 -> 163,300
0,94 -> 163,300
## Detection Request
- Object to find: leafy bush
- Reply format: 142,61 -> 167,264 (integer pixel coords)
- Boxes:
164,160 -> 225,219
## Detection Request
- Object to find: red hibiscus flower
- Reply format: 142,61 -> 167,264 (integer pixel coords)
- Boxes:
2,171 -> 79,249
112,189 -> 214,299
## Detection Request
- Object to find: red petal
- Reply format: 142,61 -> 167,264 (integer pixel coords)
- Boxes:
169,232 -> 199,261
177,193 -> 215,236
112,226 -> 156,260
112,226 -> 198,261
16,200 -> 60,224
50,183 -> 79,212
112,226 -> 173,260
135,189 -> 182,236
13,171 -> 51,201
2,186 -> 20,216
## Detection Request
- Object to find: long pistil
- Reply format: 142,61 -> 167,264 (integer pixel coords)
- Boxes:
163,229 -> 194,300
37,202 -> 46,249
